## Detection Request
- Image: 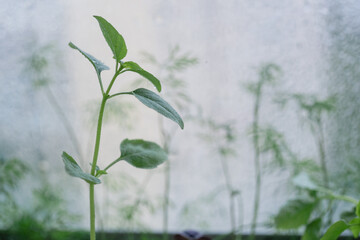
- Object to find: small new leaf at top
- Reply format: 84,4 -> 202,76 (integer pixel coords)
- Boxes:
94,16 -> 127,62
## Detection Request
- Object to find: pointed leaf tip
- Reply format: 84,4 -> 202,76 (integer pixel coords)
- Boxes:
122,61 -> 161,92
68,42 -> 109,75
93,16 -> 127,62
130,88 -> 184,129
61,151 -> 101,184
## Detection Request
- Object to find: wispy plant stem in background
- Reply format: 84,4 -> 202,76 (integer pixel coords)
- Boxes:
237,195 -> 243,240
137,46 -> 198,240
246,64 -> 280,239
130,172 -> 154,214
220,155 -> 237,240
160,116 -> 171,240
26,45 -> 85,164
315,117 -> 334,225
316,118 -> 329,188
163,160 -> 170,240
45,86 -> 85,163
250,83 -> 262,240
200,119 -> 243,239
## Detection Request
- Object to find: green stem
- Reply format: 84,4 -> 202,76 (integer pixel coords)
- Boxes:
103,157 -> 122,172
91,97 -> 107,176
89,97 -> 107,240
160,116 -> 172,240
317,119 -> 329,188
108,91 -> 131,99
90,184 -> 96,240
236,193 -> 244,240
250,84 -> 262,240
163,160 -> 170,240
316,186 -> 358,205
89,70 -> 123,239
106,62 -> 122,96
97,73 -> 105,95
329,194 -> 358,205
88,61 -> 123,240
220,155 -> 236,238
315,117 -> 334,225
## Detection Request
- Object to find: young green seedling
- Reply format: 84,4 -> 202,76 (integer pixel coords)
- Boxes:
62,16 -> 184,240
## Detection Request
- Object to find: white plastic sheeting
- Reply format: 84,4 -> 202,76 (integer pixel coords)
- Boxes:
1,0 -> 359,235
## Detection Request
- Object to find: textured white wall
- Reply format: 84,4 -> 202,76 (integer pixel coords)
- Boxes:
1,0 -> 341,234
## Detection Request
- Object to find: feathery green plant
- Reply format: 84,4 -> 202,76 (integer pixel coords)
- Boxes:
138,46 -> 198,240
271,94 -> 344,239
0,157 -> 28,228
276,93 -> 336,189
275,93 -> 337,228
24,43 -> 85,165
64,16 -> 184,240
198,119 -> 243,240
245,63 -> 281,239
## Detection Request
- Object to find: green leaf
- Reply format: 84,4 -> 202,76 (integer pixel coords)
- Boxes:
94,16 -> 127,62
119,139 -> 167,169
274,199 -> 316,229
349,218 -> 360,238
302,218 -> 322,240
130,88 -> 184,129
321,220 -> 349,240
122,61 -> 161,92
68,42 -> 109,76
62,152 -> 101,184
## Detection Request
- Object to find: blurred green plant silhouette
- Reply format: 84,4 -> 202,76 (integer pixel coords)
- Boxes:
101,171 -> 159,231
245,63 -> 282,240
179,186 -> 227,231
275,94 -> 336,189
268,92 -> 360,239
23,43 -> 85,165
196,118 -> 243,240
137,45 -> 198,240
0,157 -> 28,228
272,94 -> 338,236
0,156 -> 79,240
276,172 -> 360,240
